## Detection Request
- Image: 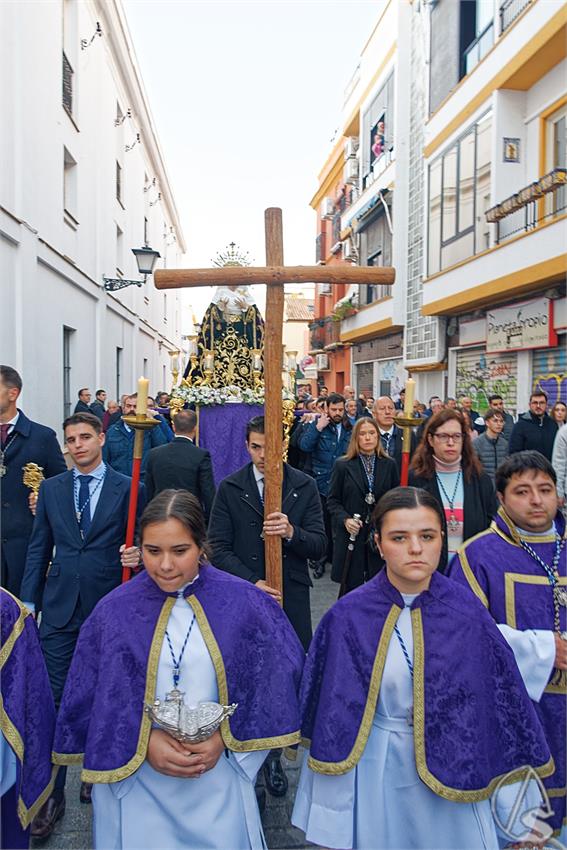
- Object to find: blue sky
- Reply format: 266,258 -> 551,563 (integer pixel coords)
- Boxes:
123,0 -> 381,319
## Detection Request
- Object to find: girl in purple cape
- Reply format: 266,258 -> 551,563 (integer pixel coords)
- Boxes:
292,487 -> 553,850
53,491 -> 304,849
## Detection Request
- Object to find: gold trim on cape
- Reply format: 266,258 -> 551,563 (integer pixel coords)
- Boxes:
307,604 -> 401,775
1,692 -> 56,827
412,608 -> 555,801
494,506 -> 564,546
187,595 -> 301,751
504,572 -> 567,695
0,595 -> 56,827
52,597 -> 176,783
455,545 -> 489,608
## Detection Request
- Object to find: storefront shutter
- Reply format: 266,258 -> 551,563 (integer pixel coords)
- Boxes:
455,347 -> 518,415
531,338 -> 566,406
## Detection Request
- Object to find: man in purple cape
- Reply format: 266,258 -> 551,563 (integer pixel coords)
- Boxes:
53,565 -> 304,781
299,567 -> 552,796
448,451 -> 566,838
0,589 -> 56,849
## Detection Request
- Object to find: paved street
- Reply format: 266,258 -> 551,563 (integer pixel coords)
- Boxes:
33,568 -> 338,850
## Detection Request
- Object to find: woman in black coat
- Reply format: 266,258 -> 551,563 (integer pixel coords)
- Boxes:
327,417 -> 399,593
409,408 -> 497,573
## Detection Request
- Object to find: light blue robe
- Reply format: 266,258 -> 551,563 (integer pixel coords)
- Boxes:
292,593 -> 544,850
93,589 -> 268,849
0,733 -> 17,797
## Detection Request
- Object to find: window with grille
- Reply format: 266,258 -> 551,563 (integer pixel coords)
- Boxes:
62,52 -> 73,116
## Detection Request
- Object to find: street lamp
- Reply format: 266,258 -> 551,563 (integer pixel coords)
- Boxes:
103,245 -> 161,292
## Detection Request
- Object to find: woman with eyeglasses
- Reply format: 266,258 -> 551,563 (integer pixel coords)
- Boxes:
409,410 -> 496,571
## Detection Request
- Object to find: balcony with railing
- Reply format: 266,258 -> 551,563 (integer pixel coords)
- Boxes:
486,168 -> 567,245
309,317 -> 344,353
499,0 -> 532,34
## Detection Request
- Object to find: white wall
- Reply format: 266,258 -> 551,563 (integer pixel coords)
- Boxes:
0,0 -> 186,434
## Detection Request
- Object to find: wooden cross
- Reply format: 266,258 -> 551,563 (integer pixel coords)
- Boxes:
154,208 -> 395,598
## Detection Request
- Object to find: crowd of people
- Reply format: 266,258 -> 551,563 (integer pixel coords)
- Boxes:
0,362 -> 565,850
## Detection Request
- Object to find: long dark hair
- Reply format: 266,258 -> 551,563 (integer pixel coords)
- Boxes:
344,417 -> 388,461
372,486 -> 445,536
140,490 -> 211,559
410,409 -> 482,482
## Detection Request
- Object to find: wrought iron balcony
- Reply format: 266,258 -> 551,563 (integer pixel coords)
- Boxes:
485,168 -> 566,244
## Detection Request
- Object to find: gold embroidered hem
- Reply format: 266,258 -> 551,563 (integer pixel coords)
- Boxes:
455,540 -> 490,608
187,595 -> 301,752
412,608 -> 556,801
307,605 -> 400,776
55,598 -> 175,785
0,598 -> 56,828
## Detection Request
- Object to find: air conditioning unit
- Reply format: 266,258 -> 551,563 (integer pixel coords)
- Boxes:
344,158 -> 359,185
320,197 -> 334,220
344,137 -> 359,160
316,353 -> 329,371
318,282 -> 332,295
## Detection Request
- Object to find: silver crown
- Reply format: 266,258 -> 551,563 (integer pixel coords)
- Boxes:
145,689 -> 237,743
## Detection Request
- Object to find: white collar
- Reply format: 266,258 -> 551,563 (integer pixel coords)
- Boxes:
73,460 -> 106,480
379,426 -> 395,436
252,464 -> 264,483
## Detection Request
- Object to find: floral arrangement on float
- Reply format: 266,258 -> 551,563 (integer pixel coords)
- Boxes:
171,382 -> 294,408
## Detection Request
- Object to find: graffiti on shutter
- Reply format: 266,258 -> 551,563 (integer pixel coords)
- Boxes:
455,347 -> 517,415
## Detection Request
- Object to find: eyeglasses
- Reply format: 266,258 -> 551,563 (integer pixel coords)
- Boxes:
433,432 -> 463,443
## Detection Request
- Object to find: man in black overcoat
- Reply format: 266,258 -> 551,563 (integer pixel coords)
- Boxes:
0,365 -> 67,598
208,415 -> 326,799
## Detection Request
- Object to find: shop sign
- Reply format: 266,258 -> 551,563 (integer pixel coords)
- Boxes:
486,298 -> 557,353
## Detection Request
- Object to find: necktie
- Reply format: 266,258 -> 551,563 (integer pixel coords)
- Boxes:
0,424 -> 10,449
381,433 -> 391,455
258,477 -> 264,506
78,475 -> 93,538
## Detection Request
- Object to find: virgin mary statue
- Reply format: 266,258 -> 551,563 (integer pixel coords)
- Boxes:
183,244 -> 265,390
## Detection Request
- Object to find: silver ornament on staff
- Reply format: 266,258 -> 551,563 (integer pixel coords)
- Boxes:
339,513 -> 362,599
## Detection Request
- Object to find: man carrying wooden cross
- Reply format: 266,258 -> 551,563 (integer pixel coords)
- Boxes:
155,207 -> 395,598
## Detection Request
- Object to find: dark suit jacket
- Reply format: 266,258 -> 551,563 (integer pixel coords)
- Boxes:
20,466 -> 145,628
74,400 -> 91,414
208,463 -> 326,649
0,410 -> 67,598
89,401 -> 105,421
408,469 -> 497,572
381,425 -> 417,477
327,455 -> 399,587
145,437 -> 216,520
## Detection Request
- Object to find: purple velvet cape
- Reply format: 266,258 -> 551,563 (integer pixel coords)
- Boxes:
448,508 -> 566,829
53,565 -> 304,783
0,589 -> 56,827
299,568 -> 553,802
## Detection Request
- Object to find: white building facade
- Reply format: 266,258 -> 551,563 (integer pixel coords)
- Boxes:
0,0 -> 186,435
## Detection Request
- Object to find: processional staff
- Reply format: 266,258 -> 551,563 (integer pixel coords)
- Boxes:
154,208 -> 395,600
121,377 -> 158,583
